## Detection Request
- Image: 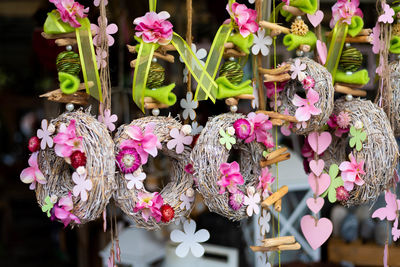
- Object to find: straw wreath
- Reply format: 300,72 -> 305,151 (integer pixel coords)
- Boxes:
322,98 -> 399,206
389,60 -> 400,137
191,113 -> 264,221
113,116 -> 194,230
36,109 -> 116,224
279,57 -> 334,135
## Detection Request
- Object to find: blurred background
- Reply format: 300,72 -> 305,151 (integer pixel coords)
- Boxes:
0,0 -> 394,266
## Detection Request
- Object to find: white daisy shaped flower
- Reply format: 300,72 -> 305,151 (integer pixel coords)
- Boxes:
180,43 -> 207,83
252,29 -> 272,56
180,92 -> 198,121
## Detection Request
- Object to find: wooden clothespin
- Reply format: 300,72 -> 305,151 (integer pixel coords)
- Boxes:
261,185 -> 289,208
250,236 -> 301,252
334,84 -> 367,97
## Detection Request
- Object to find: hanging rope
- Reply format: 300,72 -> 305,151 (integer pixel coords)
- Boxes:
99,0 -> 112,113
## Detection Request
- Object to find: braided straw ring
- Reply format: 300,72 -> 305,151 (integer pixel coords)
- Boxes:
389,60 -> 400,137
278,57 -> 334,135
36,109 -> 116,224
322,98 -> 399,207
113,116 -> 194,230
191,113 -> 264,221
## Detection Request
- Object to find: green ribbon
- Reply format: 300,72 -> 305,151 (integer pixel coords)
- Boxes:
194,24 -> 233,101
149,0 -> 157,12
325,21 -> 348,83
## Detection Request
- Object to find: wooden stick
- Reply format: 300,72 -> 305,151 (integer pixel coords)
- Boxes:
259,21 -> 290,35
274,198 -> 282,212
40,90 -> 89,105
263,236 -> 295,247
261,185 -> 289,207
224,42 -> 235,49
344,36 -> 372,43
250,242 -> 301,252
336,82 -> 365,89
225,98 -> 238,106
130,52 -> 174,67
55,38 -> 77,46
278,243 -> 301,251
282,5 -> 305,16
325,28 -> 372,37
127,44 -> 176,54
334,84 -> 367,97
256,110 -> 298,123
271,119 -> 283,126
144,102 -> 169,109
264,73 -> 291,83
223,48 -> 246,58
266,147 -> 288,160
144,97 -> 158,104
39,81 -> 93,99
270,29 -> 282,37
258,65 -> 291,75
41,32 -> 77,40
235,94 -> 255,100
260,153 -> 290,167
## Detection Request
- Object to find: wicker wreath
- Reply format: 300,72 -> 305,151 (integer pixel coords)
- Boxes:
191,113 -> 264,221
278,57 -> 334,135
389,60 -> 400,136
113,116 -> 194,230
36,109 -> 116,225
322,98 -> 399,206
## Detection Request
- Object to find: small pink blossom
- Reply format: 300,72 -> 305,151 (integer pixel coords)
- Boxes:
96,47 -> 107,69
378,3 -> 394,24
52,193 -> 81,227
245,112 -> 273,144
167,128 -> 193,154
263,131 -> 274,149
257,167 -> 275,194
91,17 -> 118,47
330,0 -> 363,28
302,76 -> 315,90
226,3 -> 259,38
133,192 -> 163,222
121,122 -> 161,164
265,81 -> 286,99
72,170 -> 92,202
229,190 -> 244,210
371,23 -> 381,54
292,88 -> 321,122
98,109 -> 118,131
327,114 -> 350,137
133,11 -> 173,45
336,186 -> 350,201
233,118 -> 253,139
20,152 -> 46,190
116,148 -> 141,173
217,161 -> 244,194
336,111 -> 351,129
339,153 -> 365,191
290,59 -> 306,81
184,163 -> 194,175
50,0 -> 89,28
37,119 -> 54,150
53,120 -> 84,158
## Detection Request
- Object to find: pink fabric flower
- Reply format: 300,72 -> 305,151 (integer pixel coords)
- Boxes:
339,153 -> 365,191
226,3 -> 259,37
91,17 -> 118,47
336,186 -> 350,201
167,128 -> 193,154
72,170 -> 92,202
257,167 -> 275,194
378,3 -> 394,24
133,192 -> 163,222
280,109 -> 293,136
302,76 -> 315,90
96,47 -> 107,69
233,118 -> 253,139
52,193 -> 81,227
245,112 -> 273,144
121,122 -> 161,164
133,11 -> 173,45
371,23 -> 381,54
50,0 -> 89,28
336,111 -> 351,129
53,120 -> 84,158
184,163 -> 194,175
327,114 -> 350,137
98,109 -> 118,131
217,161 -> 244,194
292,88 -> 321,122
263,131 -> 274,149
330,0 -> 363,28
229,190 -> 245,210
20,152 -> 46,190
265,81 -> 286,99
116,148 -> 141,173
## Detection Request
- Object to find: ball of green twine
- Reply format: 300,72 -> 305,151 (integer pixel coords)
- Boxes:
146,62 -> 165,89
56,51 -> 81,76
219,60 -> 244,85
339,47 -> 363,72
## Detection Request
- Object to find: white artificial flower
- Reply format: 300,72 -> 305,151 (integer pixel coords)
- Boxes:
180,192 -> 195,211
252,29 -> 272,56
259,209 -> 271,235
244,186 -> 261,216
125,170 -> 146,190
191,121 -> 203,135
180,92 -> 198,121
180,43 -> 208,83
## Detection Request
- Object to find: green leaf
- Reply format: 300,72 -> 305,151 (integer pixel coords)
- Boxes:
41,196 -> 54,217
332,176 -> 344,187
328,187 -> 337,203
359,131 -> 367,141
329,164 -> 339,179
349,137 -> 356,148
350,126 -> 357,136
356,140 -> 362,151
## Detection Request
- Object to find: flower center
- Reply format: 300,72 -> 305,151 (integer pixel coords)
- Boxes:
234,194 -> 243,203
122,154 -> 136,167
73,140 -> 81,148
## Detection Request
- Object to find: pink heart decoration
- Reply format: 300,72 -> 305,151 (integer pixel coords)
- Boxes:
301,215 -> 333,250
306,197 -> 325,213
309,159 -> 324,176
316,40 -> 327,65
308,173 -> 331,195
308,131 -> 331,155
307,10 -> 324,27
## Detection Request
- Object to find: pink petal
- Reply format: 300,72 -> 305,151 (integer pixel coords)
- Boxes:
107,23 -> 118,34
292,94 -> 307,107
307,89 -> 320,104
20,167 -> 35,184
127,126 -> 143,140
294,107 -> 311,122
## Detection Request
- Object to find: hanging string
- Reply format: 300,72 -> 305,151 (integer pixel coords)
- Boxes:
186,0 -> 193,93
255,0 -> 266,110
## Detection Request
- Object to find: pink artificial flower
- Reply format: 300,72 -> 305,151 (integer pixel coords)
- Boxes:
378,3 -> 394,24
339,153 -> 366,191
327,114 -> 350,137
263,131 -> 275,149
50,0 -> 89,28
167,128 -> 193,154
53,120 -> 84,158
336,186 -> 350,201
121,122 -> 161,164
265,81 -> 286,99
96,47 -> 107,69
20,152 -> 46,190
371,23 -> 381,54
116,148 -> 141,174
280,109 -> 293,136
98,109 -> 118,131
292,88 -> 321,122
93,0 -> 108,7
133,192 -> 163,222
52,192 -> 81,227
226,3 -> 259,38
282,0 -> 290,5
302,76 -> 315,90
184,163 -> 194,175
336,111 -> 351,129
245,112 -> 273,144
91,17 -> 118,47
257,167 -> 275,194
330,0 -> 363,28
233,118 -> 253,139
217,161 -> 244,194
229,190 -> 245,210
133,11 -> 173,45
